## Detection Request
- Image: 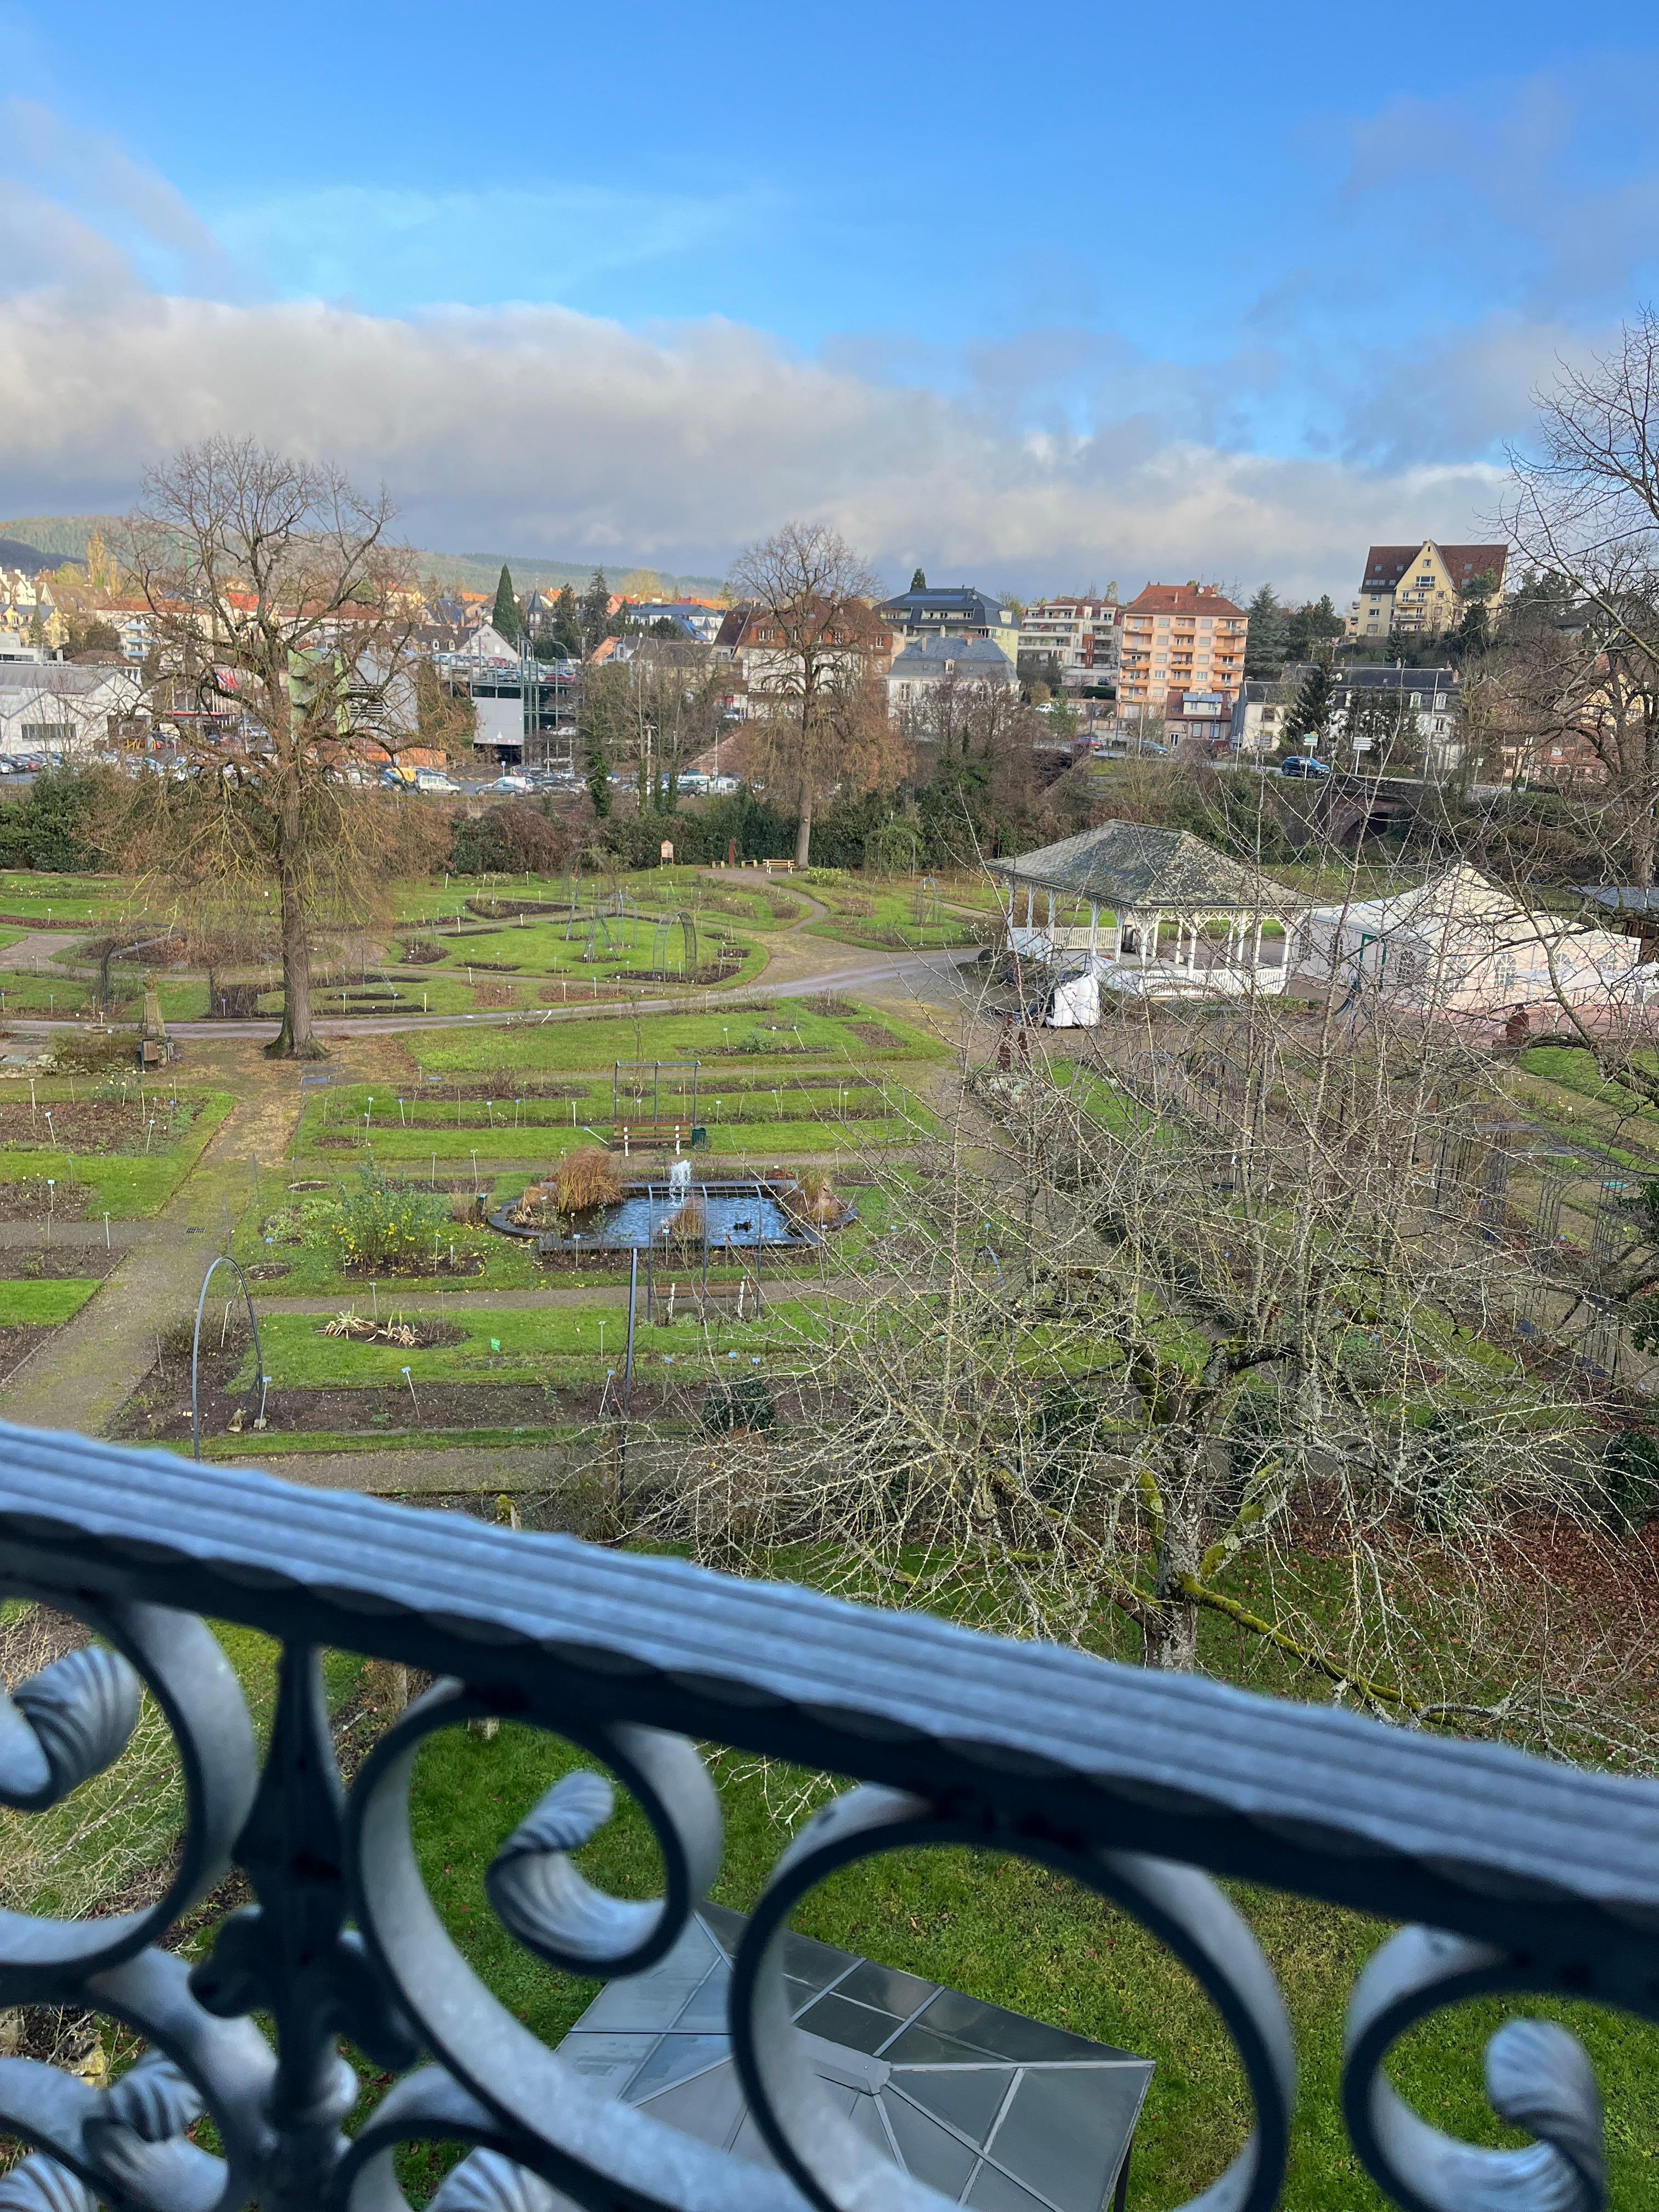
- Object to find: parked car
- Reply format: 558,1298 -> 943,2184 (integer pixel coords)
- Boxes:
1278,754 -> 1331,778
486,773 -> 531,794
413,768 -> 460,794
379,768 -> 410,788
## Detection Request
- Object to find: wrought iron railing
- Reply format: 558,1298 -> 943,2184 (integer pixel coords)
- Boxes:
0,1422 -> 1652,2211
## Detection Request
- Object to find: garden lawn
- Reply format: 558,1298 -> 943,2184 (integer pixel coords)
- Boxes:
402,999 -> 949,1076
0,1088 -> 235,1215
0,874 -> 141,927
0,1277 -> 101,1324
240,1298 -> 837,1390
408,1717 -> 1659,2212
804,883 -> 984,950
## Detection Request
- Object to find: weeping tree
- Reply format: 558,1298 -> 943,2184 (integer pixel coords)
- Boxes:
122,438 -> 426,1057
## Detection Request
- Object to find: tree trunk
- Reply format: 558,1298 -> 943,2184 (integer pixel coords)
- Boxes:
794,799 -> 812,869
266,861 -> 325,1060
1143,1598 -> 1199,1671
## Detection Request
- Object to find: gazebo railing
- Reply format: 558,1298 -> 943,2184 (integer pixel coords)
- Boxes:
0,1423 -> 1650,2211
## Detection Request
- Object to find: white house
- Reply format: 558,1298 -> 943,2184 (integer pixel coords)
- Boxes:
1290,864 -> 1649,1015
0,663 -> 142,758
885,635 -> 1018,712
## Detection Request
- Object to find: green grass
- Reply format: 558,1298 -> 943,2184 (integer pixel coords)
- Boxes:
239,1298 -> 835,1390
0,1088 -> 235,1215
804,882 -> 984,950
398,998 -> 949,1079
0,873 -> 142,926
407,1718 -> 1659,2212
0,1277 -> 102,1324
196,1422 -> 586,1459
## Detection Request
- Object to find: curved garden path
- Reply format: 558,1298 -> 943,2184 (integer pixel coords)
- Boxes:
0,894 -> 979,1485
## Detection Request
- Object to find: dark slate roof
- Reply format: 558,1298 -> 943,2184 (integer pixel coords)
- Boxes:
990,822 -> 1300,916
889,635 -> 1015,675
556,1902 -> 1151,2210
878,586 -> 1014,626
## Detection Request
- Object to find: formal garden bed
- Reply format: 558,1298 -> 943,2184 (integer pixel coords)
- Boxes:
0,1088 -> 233,1216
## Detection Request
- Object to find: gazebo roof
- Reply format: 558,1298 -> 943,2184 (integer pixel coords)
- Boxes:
990,822 -> 1299,917
556,1902 -> 1152,2209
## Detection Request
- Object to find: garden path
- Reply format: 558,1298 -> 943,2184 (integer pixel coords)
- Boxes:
0,1060 -> 298,1438
247,1442 -> 583,1493
0,928 -> 82,974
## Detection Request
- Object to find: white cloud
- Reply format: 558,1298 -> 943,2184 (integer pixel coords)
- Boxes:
0,282 -> 1515,599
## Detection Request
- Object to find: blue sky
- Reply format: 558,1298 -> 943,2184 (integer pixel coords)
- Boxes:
4,0 -> 1659,595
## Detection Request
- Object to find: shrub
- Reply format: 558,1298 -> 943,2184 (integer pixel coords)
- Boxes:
306,1167 -> 451,1273
701,1376 -> 776,1435
660,1194 -> 705,1245
553,1147 -> 623,1217
1600,1428 -> 1659,1532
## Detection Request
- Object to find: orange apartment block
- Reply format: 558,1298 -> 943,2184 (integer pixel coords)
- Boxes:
1117,585 -> 1248,730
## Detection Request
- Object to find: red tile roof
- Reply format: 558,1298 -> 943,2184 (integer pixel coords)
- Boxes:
1124,584 -> 1244,617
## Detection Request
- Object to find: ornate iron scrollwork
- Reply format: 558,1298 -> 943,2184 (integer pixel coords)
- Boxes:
0,1425 -> 1653,2210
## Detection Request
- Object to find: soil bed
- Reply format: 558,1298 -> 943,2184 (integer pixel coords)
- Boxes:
0,1178 -> 92,1222
399,1080 -> 591,1102
0,1247 -> 122,1280
0,1321 -> 59,1384
0,1099 -> 194,1150
114,1349 -> 580,1443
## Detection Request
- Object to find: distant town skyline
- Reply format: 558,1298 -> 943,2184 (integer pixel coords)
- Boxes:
3,2 -> 1658,596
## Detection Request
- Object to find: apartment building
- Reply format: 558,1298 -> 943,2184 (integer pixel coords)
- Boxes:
1118,585 -> 1248,726
1347,542 -> 1506,642
1017,597 -> 1119,693
876,585 -> 1020,661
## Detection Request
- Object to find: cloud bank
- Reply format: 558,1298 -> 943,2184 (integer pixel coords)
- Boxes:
0,283 -> 1520,600
4,84 -> 1628,599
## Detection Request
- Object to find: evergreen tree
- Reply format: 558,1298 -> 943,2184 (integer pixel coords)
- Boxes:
1283,594 -> 1344,663
1244,584 -> 1285,677
584,727 -> 612,815
492,563 -> 522,644
909,568 -> 927,592
546,584 -> 582,659
579,568 -> 612,654
1284,659 -> 1336,747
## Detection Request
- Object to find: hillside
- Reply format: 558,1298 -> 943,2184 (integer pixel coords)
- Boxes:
0,517 -> 725,601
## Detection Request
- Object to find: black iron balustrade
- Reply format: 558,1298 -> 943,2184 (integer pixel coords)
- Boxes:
0,1421 -> 1652,2211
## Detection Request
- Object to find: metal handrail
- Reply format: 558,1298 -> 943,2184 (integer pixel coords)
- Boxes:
0,1428 -> 1647,2211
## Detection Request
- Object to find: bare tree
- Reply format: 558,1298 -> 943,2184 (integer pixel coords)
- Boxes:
727,522 -> 888,865
1505,317 -> 1659,883
610,929 -> 1656,1764
583,646 -> 727,816
121,438 -> 422,1057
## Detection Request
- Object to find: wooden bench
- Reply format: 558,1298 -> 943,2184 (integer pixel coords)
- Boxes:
606,1121 -> 708,1153
648,1278 -> 762,1324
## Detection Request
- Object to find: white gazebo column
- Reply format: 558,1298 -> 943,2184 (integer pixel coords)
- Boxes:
1252,919 -> 1264,970
1025,887 -> 1034,929
1088,903 -> 1099,961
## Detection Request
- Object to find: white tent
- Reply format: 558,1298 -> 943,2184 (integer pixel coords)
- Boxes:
1290,863 -> 1649,1013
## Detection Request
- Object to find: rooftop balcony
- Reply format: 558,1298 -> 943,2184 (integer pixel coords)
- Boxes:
0,1426 -> 1650,2210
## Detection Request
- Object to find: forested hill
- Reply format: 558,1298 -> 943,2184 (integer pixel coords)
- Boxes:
0,516 -> 724,600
